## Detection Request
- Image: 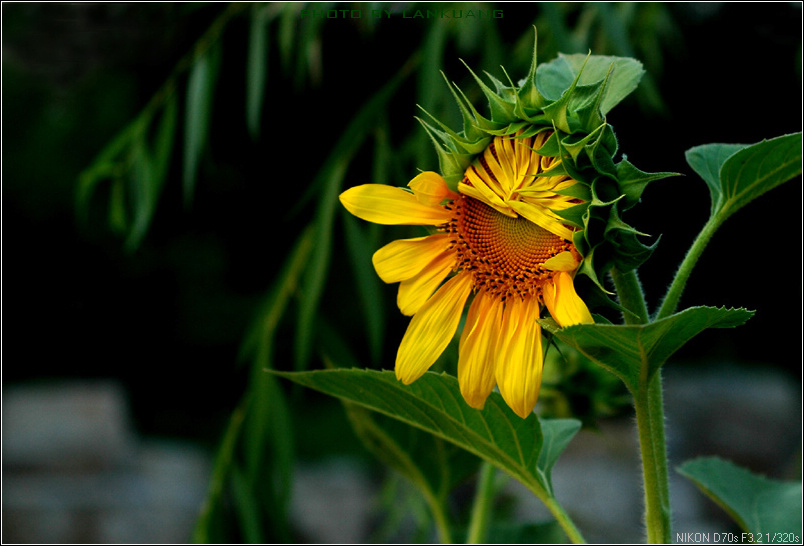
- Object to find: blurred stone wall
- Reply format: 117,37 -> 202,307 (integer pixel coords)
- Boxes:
3,382 -> 211,543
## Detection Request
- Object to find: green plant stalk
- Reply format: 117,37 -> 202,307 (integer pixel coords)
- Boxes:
634,373 -> 672,543
610,267 -> 650,325
431,493 -> 453,544
541,495 -> 586,544
655,215 -> 721,320
469,466 -> 585,543
611,267 -> 672,543
466,462 -> 496,543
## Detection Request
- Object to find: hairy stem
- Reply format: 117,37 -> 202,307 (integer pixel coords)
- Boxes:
612,266 -> 671,542
634,372 -> 672,543
610,267 -> 650,325
655,215 -> 721,320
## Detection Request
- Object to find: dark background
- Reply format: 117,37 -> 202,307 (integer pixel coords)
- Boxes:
2,2 -> 802,538
3,0 -> 801,456
3,3 -> 802,543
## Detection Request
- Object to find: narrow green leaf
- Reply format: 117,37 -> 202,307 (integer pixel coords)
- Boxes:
293,55 -> 418,370
234,227 -> 314,543
277,2 -> 298,71
486,521 -> 567,544
230,463 -> 265,544
193,396 -> 249,543
342,212 -> 385,364
239,225 -> 316,365
123,94 -> 177,252
75,119 -> 141,225
124,137 -> 155,251
243,370 -> 293,529
151,93 -> 178,191
183,44 -> 220,208
678,457 -> 802,538
541,306 -> 754,392
108,177 -> 128,234
295,158 -> 348,371
246,3 -> 269,139
272,369 -> 581,508
344,400 -> 478,541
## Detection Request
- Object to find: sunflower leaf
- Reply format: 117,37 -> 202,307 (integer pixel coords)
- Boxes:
272,369 -> 581,506
536,53 -> 644,119
686,133 -> 802,221
557,53 -> 645,116
540,306 -> 754,393
677,457 -> 803,538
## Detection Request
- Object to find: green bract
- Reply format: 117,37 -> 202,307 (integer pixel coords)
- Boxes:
417,31 -> 676,290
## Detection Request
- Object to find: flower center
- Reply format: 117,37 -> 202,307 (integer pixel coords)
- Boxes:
448,195 -> 573,302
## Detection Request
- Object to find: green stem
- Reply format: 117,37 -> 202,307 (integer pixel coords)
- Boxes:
431,495 -> 453,544
655,215 -> 721,320
610,267 -> 649,325
542,495 -> 586,544
634,372 -> 672,543
611,267 -> 671,542
466,462 -> 496,543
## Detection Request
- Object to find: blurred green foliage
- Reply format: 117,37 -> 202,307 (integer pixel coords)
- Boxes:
3,2 -> 800,542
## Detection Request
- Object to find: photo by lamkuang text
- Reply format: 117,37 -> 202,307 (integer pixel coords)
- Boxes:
300,8 -> 503,19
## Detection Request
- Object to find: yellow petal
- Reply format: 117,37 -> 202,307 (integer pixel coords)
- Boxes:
397,250 -> 456,316
340,184 -> 453,225
457,291 -> 503,410
543,271 -> 594,327
489,136 -> 516,194
458,179 -> 516,218
507,199 -> 574,241
396,273 -> 474,385
408,172 -> 459,206
495,296 -> 543,419
543,251 -> 580,272
372,234 -> 452,284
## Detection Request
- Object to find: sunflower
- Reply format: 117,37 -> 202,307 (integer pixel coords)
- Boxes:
340,129 -> 593,418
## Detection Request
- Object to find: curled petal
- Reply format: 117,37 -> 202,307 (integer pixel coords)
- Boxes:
408,171 -> 459,206
543,271 -> 594,327
543,251 -> 580,272
507,199 -> 574,241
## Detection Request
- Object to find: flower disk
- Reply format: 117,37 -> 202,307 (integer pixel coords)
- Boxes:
449,195 -> 572,303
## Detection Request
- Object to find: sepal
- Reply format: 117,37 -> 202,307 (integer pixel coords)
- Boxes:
420,29 -> 676,286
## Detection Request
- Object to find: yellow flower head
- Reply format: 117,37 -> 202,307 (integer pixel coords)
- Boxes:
340,34 -> 670,418
341,129 -> 593,418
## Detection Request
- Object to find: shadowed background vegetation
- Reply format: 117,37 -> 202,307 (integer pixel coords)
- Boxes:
3,2 -> 801,542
